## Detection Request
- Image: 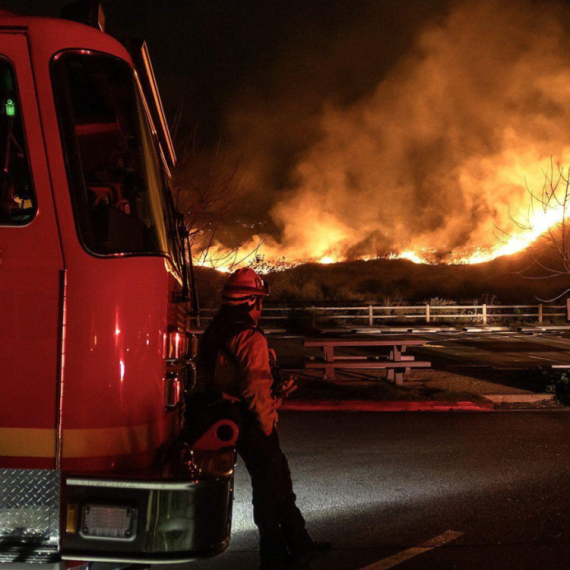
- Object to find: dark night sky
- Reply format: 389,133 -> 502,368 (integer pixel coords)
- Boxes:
2,0 -> 452,142
7,0 -> 570,261
2,0 -> 455,240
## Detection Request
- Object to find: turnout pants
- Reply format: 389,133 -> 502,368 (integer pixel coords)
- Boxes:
237,421 -> 311,561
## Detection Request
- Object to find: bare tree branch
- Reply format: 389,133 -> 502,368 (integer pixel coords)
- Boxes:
506,157 -> 570,302
170,130 -> 263,270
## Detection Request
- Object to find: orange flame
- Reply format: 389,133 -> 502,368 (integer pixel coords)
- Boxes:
194,189 -> 569,272
202,0 -> 570,274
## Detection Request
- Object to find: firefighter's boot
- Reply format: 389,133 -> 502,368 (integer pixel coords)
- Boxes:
259,529 -> 294,570
289,538 -> 332,565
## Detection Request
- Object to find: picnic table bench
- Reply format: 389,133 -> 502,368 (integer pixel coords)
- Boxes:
304,338 -> 431,385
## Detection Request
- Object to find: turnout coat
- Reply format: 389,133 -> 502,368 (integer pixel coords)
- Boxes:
200,305 -> 279,436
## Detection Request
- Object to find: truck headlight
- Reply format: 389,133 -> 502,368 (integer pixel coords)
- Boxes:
80,504 -> 137,541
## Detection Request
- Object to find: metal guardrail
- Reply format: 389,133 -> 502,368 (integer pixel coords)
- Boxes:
197,303 -> 567,327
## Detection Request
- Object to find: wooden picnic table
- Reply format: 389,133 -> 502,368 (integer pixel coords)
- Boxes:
304,338 -> 431,385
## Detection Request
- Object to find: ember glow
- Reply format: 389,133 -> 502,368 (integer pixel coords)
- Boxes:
319,256 -> 335,265
197,0 -> 570,273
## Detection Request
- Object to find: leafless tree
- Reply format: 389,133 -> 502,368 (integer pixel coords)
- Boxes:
506,158 -> 570,301
171,129 -> 261,270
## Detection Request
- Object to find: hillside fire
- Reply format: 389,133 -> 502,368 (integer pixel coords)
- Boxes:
194,0 -> 570,274
196,193 -> 570,272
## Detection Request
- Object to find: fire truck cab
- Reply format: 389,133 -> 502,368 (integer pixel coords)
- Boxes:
0,5 -> 235,565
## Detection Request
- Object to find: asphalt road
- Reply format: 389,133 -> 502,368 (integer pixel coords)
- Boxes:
414,330 -> 570,369
192,411 -> 570,570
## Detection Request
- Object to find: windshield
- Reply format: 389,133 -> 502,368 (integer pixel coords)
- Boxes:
52,51 -> 171,256
0,59 -> 34,225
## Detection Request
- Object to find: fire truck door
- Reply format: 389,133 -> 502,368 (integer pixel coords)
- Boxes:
0,32 -> 63,469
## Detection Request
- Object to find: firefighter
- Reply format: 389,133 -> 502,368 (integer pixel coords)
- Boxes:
199,268 -> 331,570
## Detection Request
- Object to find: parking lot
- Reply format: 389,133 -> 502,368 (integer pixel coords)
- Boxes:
193,410 -> 570,570
180,328 -> 570,569
269,328 -> 570,378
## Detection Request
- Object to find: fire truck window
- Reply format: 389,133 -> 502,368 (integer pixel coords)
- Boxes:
0,61 -> 35,226
52,53 -> 169,255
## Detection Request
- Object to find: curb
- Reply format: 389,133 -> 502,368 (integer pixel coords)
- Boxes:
482,393 -> 555,404
280,400 -> 494,412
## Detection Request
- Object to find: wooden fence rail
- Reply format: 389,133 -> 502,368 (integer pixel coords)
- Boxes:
197,303 -> 567,327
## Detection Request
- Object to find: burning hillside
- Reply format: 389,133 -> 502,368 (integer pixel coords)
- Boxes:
195,242 -> 570,308
194,0 -> 570,272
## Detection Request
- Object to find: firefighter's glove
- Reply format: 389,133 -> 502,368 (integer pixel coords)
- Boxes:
274,375 -> 298,399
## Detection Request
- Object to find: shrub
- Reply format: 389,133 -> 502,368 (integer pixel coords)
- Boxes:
426,297 -> 457,306
545,370 -> 570,405
380,295 -> 408,307
521,367 -> 570,405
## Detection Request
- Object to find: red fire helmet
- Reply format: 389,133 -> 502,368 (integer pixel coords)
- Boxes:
221,268 -> 270,301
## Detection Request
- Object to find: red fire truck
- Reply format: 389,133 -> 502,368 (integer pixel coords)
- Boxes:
0,2 -> 236,565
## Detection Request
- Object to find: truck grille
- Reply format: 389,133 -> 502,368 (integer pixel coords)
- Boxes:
0,469 -> 60,561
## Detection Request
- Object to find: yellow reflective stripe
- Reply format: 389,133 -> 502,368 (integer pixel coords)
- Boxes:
62,419 -> 168,458
0,418 -> 172,458
0,427 -> 56,457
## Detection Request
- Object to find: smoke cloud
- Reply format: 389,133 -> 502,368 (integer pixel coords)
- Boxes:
221,0 -> 570,264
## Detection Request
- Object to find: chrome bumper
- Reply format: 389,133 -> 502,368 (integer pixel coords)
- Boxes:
61,474 -> 233,564
0,465 -> 234,565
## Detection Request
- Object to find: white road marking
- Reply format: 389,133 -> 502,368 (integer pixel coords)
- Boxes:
528,355 -> 551,361
358,530 -> 463,570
